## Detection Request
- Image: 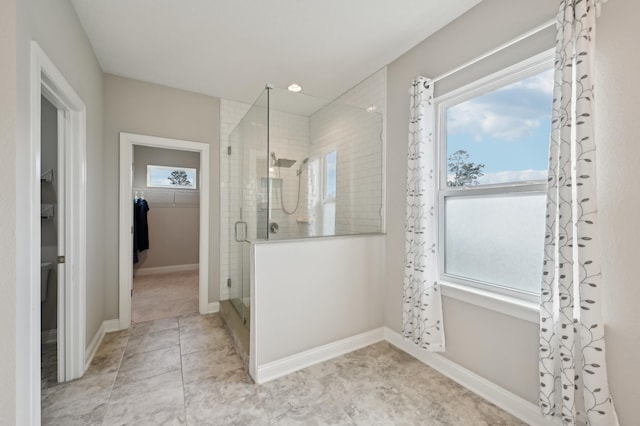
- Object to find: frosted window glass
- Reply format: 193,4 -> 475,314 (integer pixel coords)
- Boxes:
444,193 -> 545,293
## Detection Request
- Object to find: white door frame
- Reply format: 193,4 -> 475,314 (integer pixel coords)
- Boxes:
119,132 -> 211,329
29,41 -> 87,422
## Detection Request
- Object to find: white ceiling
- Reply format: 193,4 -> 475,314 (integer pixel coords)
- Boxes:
70,0 -> 481,105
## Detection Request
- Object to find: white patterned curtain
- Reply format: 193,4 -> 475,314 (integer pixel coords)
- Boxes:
402,77 -> 445,352
539,1 -> 618,425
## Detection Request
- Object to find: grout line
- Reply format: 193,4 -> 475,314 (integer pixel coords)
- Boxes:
178,315 -> 189,423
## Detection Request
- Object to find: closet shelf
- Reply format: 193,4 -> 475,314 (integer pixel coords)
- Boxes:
41,204 -> 54,219
41,169 -> 53,183
132,187 -> 200,207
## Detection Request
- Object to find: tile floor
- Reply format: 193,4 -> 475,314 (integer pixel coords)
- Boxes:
40,270 -> 199,395
41,341 -> 58,391
41,313 -> 524,425
132,270 -> 199,323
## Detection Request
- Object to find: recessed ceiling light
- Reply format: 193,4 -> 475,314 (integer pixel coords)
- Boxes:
288,83 -> 302,93
366,106 -> 377,113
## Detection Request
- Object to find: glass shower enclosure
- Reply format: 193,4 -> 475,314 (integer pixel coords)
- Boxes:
226,80 -> 385,329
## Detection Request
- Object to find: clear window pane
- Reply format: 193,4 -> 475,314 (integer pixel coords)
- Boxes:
147,165 -> 197,189
446,69 -> 553,186
325,150 -> 337,199
444,193 -> 545,294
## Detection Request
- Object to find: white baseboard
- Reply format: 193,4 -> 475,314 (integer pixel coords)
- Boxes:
41,329 -> 57,345
84,319 -> 121,372
134,263 -> 199,277
255,328 -> 385,384
201,302 -> 220,314
384,328 -> 557,426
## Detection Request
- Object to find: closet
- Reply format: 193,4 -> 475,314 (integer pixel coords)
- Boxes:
130,145 -> 201,323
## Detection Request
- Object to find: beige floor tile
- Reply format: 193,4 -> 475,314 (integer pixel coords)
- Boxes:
180,324 -> 233,355
132,270 -> 198,323
41,342 -> 58,390
43,311 -> 524,426
130,316 -> 179,337
125,327 -> 180,355
184,375 -> 268,426
257,371 -> 329,419
103,370 -> 186,425
41,372 -> 115,425
115,345 -> 181,388
84,345 -> 125,378
99,329 -> 131,350
181,345 -> 244,384
178,312 -> 224,332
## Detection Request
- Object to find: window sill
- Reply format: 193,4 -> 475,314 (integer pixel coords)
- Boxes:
440,281 -> 539,324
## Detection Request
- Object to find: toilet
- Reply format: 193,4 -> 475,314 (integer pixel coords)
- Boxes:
41,262 -> 52,303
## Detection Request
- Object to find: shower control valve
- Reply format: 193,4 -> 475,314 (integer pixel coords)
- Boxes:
269,222 -> 279,234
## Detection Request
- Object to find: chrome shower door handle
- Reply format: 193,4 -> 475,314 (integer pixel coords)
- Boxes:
234,220 -> 248,242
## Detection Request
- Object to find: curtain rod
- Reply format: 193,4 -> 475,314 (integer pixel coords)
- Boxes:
430,18 -> 556,84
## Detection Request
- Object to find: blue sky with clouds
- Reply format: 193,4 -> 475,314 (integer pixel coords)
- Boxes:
446,68 -> 554,185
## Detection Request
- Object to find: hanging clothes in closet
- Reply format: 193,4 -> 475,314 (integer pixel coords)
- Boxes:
133,196 -> 150,263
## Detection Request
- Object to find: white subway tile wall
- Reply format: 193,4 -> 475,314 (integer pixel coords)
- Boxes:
309,69 -> 385,235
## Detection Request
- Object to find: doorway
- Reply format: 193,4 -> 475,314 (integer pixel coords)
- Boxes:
131,145 -> 201,322
119,133 -> 211,329
39,95 -> 63,389
29,42 -> 88,423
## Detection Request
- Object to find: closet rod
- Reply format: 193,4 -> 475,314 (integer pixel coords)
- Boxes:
430,18 -> 556,85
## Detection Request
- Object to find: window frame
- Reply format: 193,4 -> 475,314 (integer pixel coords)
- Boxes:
434,49 -> 554,305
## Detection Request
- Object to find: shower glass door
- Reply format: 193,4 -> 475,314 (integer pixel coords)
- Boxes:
228,88 -> 270,326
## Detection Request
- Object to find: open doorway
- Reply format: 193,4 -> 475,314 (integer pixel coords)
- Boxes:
119,133 -> 211,330
131,145 -> 201,322
29,42 -> 88,423
39,95 -> 62,389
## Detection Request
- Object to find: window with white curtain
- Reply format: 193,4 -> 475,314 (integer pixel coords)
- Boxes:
436,51 -> 554,302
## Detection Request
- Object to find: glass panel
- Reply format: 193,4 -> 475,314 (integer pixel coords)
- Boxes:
266,87 -> 384,239
228,114 -> 244,319
444,193 -> 546,294
445,68 -> 553,186
228,88 -> 269,324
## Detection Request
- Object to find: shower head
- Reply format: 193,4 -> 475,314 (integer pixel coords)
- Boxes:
270,152 -> 296,168
275,158 -> 296,168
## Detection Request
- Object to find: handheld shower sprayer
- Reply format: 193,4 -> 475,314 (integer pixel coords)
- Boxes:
297,157 -> 309,176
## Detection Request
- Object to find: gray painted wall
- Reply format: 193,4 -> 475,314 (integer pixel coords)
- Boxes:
386,0 -> 640,422
103,74 -> 221,309
386,0 -> 557,403
27,0 -> 107,351
14,0 -> 106,421
133,145 -> 200,189
133,145 -> 200,269
595,1 -> 640,422
1,0 -> 17,418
